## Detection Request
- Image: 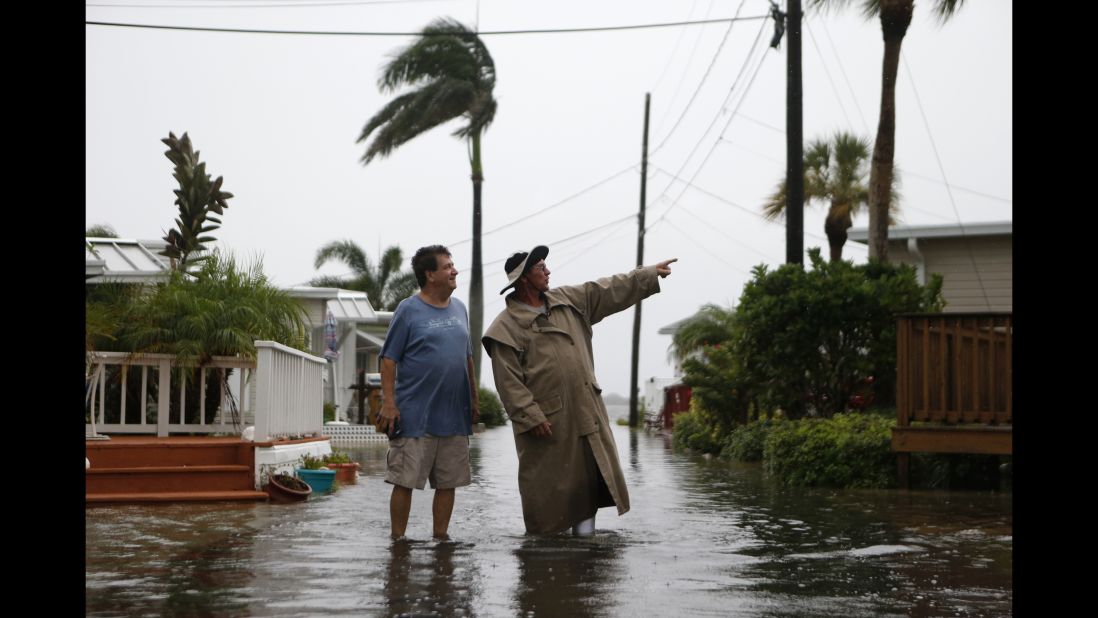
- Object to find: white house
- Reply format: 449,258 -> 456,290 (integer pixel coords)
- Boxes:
85,237 -> 392,423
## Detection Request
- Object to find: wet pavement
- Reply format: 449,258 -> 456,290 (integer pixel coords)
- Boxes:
86,421 -> 1012,617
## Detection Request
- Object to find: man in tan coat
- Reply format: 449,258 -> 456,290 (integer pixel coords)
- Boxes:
482,245 -> 676,535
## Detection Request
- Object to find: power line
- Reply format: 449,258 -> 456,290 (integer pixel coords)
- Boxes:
87,0 -> 447,8
651,0 -> 719,140
649,29 -> 772,229
803,15 -> 854,133
717,137 -> 782,164
656,218 -> 751,275
86,14 -> 770,36
645,16 -> 770,227
447,163 -> 638,247
481,213 -> 637,269
726,114 -> 1011,203
902,52 -> 992,311
672,202 -> 775,262
649,164 -> 847,248
815,14 -> 870,134
734,112 -> 783,134
652,0 -> 751,153
648,0 -> 703,98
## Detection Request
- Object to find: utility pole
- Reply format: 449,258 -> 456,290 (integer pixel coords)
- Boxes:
782,0 -> 804,265
629,93 -> 650,428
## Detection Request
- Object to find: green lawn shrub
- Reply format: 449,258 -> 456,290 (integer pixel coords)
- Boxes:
763,412 -> 896,488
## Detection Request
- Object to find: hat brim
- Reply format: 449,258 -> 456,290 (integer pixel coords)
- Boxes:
499,245 -> 549,294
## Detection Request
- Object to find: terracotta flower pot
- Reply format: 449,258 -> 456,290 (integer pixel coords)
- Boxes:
326,462 -> 360,484
266,473 -> 312,503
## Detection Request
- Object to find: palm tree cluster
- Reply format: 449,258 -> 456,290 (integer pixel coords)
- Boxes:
310,241 -> 417,312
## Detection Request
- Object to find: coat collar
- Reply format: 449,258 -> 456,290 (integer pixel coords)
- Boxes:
503,290 -> 575,326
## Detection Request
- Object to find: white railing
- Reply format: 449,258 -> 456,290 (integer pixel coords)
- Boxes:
253,340 -> 326,442
85,352 -> 256,438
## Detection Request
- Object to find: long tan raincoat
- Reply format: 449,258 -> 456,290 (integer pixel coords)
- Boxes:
482,267 -> 661,534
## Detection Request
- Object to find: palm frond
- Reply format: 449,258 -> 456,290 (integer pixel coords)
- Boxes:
314,240 -> 370,274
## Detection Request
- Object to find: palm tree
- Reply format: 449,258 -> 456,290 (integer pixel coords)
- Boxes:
356,16 -> 497,381
763,132 -> 898,262
670,304 -> 738,361
86,224 -> 119,238
311,241 -> 418,311
810,0 -> 965,260
158,132 -> 234,271
125,251 -> 307,363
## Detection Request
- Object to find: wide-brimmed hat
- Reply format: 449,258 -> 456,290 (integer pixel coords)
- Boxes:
499,245 -> 549,294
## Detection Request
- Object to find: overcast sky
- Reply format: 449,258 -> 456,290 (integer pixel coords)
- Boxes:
86,0 -> 1013,398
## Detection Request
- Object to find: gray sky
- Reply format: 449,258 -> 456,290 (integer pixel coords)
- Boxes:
86,0 -> 1013,398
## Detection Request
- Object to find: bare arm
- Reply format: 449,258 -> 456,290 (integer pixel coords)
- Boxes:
378,357 -> 400,434
467,356 -> 480,425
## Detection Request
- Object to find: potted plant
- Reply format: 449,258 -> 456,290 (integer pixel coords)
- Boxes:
323,451 -> 360,484
296,453 -> 338,494
266,472 -> 312,503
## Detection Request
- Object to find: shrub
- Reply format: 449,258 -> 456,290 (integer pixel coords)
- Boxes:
763,412 -> 896,488
477,387 -> 508,427
677,250 -> 944,423
722,417 -> 781,461
671,410 -> 723,455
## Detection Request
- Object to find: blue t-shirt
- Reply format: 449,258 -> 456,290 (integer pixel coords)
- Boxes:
380,295 -> 473,438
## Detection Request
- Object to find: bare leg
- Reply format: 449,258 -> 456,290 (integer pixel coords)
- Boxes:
390,485 -> 413,539
432,488 -> 455,540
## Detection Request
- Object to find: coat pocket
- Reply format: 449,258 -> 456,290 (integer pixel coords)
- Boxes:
536,394 -> 563,417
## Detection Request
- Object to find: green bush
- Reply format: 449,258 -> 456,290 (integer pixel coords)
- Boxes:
477,387 -> 508,427
671,410 -> 723,455
763,412 -> 896,488
733,250 -> 943,419
721,418 -> 781,461
323,402 -> 336,423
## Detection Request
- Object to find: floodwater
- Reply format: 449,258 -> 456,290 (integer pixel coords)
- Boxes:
86,416 -> 1012,617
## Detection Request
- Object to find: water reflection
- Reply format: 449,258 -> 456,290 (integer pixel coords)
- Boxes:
85,504 -> 258,616
514,534 -> 624,618
86,422 -> 1011,617
383,540 -> 477,617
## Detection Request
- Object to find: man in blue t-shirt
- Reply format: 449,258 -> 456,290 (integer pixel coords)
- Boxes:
378,245 -> 480,541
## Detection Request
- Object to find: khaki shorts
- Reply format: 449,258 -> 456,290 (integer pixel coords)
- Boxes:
385,435 -> 472,490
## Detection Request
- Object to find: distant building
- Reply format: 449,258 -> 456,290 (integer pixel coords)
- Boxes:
848,221 -> 1012,312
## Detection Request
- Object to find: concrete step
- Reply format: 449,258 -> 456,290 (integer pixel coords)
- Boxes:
86,490 -> 268,504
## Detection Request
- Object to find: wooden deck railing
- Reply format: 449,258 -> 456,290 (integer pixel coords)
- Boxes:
896,313 -> 1012,427
893,312 -> 1012,486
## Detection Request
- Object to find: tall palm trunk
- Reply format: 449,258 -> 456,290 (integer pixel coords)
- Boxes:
824,207 -> 853,263
867,0 -> 913,261
469,131 -> 484,383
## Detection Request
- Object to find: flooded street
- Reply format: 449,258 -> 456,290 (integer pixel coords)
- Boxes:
86,419 -> 1011,617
